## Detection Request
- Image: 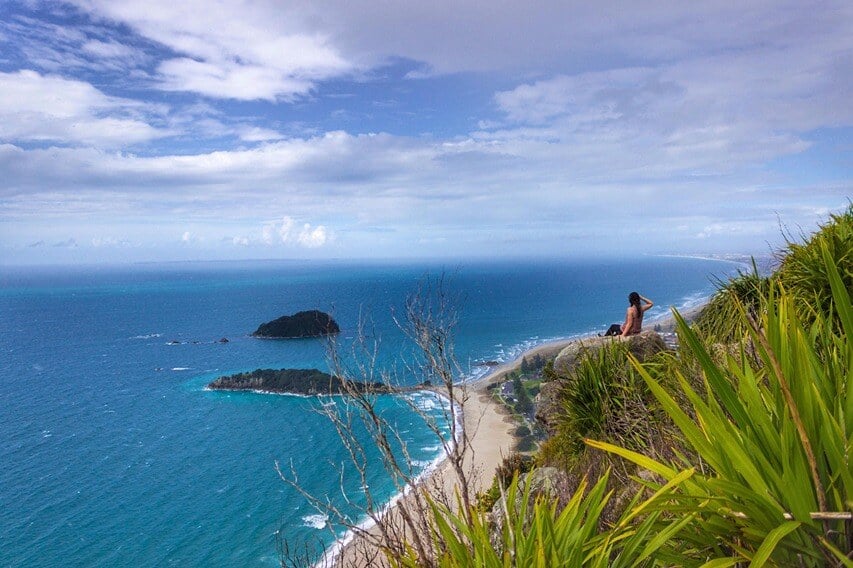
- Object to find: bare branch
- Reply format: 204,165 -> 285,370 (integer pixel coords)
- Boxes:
279,275 -> 480,567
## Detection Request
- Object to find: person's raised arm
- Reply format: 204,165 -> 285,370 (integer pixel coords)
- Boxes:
639,294 -> 654,312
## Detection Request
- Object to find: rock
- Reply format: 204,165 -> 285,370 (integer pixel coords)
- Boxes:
552,336 -> 611,374
625,330 -> 667,360
552,331 -> 665,374
536,331 -> 668,435
218,337 -> 229,343
534,380 -> 563,435
207,368 -> 394,395
252,310 -> 340,339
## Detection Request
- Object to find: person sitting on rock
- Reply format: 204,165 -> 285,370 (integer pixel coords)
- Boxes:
621,292 -> 654,337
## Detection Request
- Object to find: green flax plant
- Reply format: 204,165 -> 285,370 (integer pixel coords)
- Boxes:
693,259 -> 771,344
590,246 -> 852,566
543,341 -> 669,468
392,468 -> 695,568
776,204 -> 852,332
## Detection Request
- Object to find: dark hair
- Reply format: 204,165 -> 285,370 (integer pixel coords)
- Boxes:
628,292 -> 642,317
628,291 -> 641,306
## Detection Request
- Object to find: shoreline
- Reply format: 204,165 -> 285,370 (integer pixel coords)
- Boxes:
326,304 -> 702,566
326,335 -> 597,567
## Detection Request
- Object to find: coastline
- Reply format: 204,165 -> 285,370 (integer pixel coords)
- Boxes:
327,304 -> 702,566
327,335 -> 590,567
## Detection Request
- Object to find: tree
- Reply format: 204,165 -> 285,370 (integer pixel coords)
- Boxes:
277,277 -> 484,567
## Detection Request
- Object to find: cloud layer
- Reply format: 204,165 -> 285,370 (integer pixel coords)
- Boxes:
0,0 -> 850,263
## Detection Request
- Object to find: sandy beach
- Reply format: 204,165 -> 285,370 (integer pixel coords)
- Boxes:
328,334 -> 580,567
330,308 -> 695,566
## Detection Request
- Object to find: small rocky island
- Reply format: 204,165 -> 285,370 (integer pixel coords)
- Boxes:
207,368 -> 394,395
252,310 -> 340,339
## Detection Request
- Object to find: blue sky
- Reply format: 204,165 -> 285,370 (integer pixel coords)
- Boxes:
0,0 -> 850,264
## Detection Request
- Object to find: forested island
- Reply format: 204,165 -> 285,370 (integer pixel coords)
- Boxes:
207,368 -> 395,395
251,310 -> 340,338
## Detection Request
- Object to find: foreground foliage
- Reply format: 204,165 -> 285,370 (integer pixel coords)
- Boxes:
696,204 -> 852,343
539,340 -> 676,472
594,247 -> 851,566
393,469 -> 695,568
391,211 -> 851,567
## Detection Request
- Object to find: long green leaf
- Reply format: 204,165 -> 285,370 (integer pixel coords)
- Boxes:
584,439 -> 677,479
748,520 -> 801,567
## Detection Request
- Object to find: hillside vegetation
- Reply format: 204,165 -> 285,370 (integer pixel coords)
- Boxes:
395,205 -> 852,567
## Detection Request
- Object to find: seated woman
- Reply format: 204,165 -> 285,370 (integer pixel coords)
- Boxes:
621,292 -> 654,337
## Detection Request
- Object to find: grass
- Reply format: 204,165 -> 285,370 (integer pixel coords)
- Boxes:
776,205 -> 852,331
693,259 -> 771,344
539,340 -> 675,470
590,244 -> 852,566
388,207 -> 852,567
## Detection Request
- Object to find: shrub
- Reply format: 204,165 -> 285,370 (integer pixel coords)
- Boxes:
776,204 -> 852,331
693,260 -> 771,344
591,246 -> 852,565
543,341 -> 670,468
397,469 -> 694,568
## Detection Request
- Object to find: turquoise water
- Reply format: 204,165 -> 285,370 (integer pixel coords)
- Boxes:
0,257 -> 740,566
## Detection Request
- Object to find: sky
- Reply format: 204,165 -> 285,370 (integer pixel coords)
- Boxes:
0,0 -> 851,264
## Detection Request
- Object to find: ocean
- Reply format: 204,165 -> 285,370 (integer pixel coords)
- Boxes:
0,256 -> 741,566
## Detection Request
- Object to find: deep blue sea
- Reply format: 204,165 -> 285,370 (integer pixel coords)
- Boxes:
0,257 -> 741,566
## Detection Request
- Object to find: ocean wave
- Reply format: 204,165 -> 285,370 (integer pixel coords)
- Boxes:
461,333 -> 586,383
131,333 -> 162,339
302,513 -> 328,530
315,390 -> 461,568
405,391 -> 445,413
171,367 -> 191,371
644,291 -> 712,324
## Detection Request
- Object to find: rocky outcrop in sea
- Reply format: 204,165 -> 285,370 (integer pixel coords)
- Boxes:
207,368 -> 394,395
252,310 -> 340,339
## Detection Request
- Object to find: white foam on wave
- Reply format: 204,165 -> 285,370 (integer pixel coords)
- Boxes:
131,333 -> 162,339
460,333 -> 584,384
314,389 -> 461,568
302,513 -> 328,530
644,291 -> 712,325
171,367 -> 191,371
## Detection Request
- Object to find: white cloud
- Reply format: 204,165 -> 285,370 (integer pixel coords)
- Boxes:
278,217 -> 296,243
237,0 -> 853,77
91,236 -> 130,247
239,126 -> 285,142
260,216 -> 326,247
297,223 -> 327,248
68,0 -> 354,101
0,70 -> 170,147
482,31 -> 850,182
696,221 -> 771,240
261,224 -> 275,245
0,1 -> 849,262
81,39 -> 138,60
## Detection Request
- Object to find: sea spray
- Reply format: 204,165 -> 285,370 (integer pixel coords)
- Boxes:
313,388 -> 462,568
